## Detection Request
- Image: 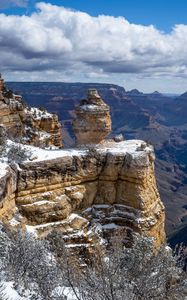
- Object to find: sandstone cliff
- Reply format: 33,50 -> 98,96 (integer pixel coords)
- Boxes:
0,162 -> 17,222
0,75 -> 62,148
0,139 -> 165,248
0,87 -> 165,251
73,89 -> 111,145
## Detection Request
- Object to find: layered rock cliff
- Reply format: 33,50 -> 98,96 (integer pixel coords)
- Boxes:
0,87 -> 165,250
13,140 -> 165,248
0,162 -> 17,222
0,75 -> 62,148
73,89 -> 111,145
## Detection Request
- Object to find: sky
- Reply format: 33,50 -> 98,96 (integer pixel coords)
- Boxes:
1,0 -> 187,93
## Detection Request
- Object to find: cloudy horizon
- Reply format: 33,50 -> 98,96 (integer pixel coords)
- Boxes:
1,1 -> 187,93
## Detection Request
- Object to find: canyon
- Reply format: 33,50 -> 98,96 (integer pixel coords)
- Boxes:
0,81 -> 165,250
7,81 -> 187,244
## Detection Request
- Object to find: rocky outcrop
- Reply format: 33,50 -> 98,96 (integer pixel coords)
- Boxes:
73,89 -> 111,145
0,83 -> 166,251
0,75 -> 5,94
22,107 -> 62,148
14,140 -> 165,248
0,163 -> 17,222
0,75 -> 62,148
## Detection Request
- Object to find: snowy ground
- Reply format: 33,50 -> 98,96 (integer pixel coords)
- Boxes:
24,107 -> 54,120
0,162 -> 8,177
16,139 -> 152,163
2,282 -> 77,300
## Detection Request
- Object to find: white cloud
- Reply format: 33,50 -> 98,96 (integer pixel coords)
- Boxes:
1,2 -> 187,92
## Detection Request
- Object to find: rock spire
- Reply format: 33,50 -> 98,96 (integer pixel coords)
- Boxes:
73,89 -> 112,145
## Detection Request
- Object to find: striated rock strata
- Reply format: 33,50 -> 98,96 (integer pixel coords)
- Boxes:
73,89 -> 111,145
0,84 -> 165,251
7,140 -> 165,248
0,75 -> 62,148
0,163 -> 17,222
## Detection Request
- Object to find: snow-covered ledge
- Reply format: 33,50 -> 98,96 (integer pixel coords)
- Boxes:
12,139 -> 165,248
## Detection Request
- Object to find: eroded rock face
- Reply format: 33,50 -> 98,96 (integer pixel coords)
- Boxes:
0,76 -> 62,148
0,76 -> 5,93
0,163 -> 17,222
22,107 -> 63,148
73,89 -> 111,145
0,81 -> 165,250
14,140 -> 165,248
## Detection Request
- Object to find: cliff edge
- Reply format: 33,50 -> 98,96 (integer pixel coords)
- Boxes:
0,87 -> 165,250
0,75 -> 62,148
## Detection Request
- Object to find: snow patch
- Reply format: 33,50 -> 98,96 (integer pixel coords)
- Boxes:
80,104 -> 101,111
4,140 -> 153,166
0,162 -> 8,178
9,217 -> 20,227
25,225 -> 38,237
1,281 -> 22,300
25,107 -> 53,120
22,200 -> 54,207
66,243 -> 89,248
102,223 -> 121,230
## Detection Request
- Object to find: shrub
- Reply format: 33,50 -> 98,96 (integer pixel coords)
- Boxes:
0,225 -> 187,300
7,144 -> 31,163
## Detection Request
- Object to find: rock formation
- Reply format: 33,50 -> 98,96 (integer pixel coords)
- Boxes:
0,74 -> 5,94
22,107 -> 62,148
0,75 -> 62,148
0,86 -> 166,251
73,89 -> 111,145
0,140 -> 165,249
0,163 -> 17,222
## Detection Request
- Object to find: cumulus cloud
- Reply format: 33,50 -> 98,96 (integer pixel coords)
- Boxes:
0,0 -> 28,9
1,1 -> 187,89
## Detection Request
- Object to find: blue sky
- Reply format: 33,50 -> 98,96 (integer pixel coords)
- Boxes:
2,0 -> 187,32
1,0 -> 187,92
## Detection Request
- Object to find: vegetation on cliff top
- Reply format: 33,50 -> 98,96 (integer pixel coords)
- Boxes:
0,225 -> 186,300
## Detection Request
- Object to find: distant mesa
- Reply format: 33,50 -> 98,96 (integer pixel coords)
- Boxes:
127,89 -> 143,95
152,91 -> 161,95
73,88 -> 112,145
178,91 -> 187,98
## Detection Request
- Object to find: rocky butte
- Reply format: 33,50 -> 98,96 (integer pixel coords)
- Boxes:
0,82 -> 165,251
73,89 -> 112,145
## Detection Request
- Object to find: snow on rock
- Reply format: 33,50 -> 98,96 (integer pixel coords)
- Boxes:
80,104 -> 103,111
2,282 -> 22,300
2,282 -> 77,300
102,223 -> 121,230
22,200 -> 54,207
0,162 -> 8,178
25,213 -> 88,231
66,243 -> 89,248
25,225 -> 38,236
2,281 -> 79,300
15,139 -> 153,163
52,286 -> 78,300
20,143 -> 86,162
25,107 -> 53,120
9,217 -> 20,227
68,213 -> 86,222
